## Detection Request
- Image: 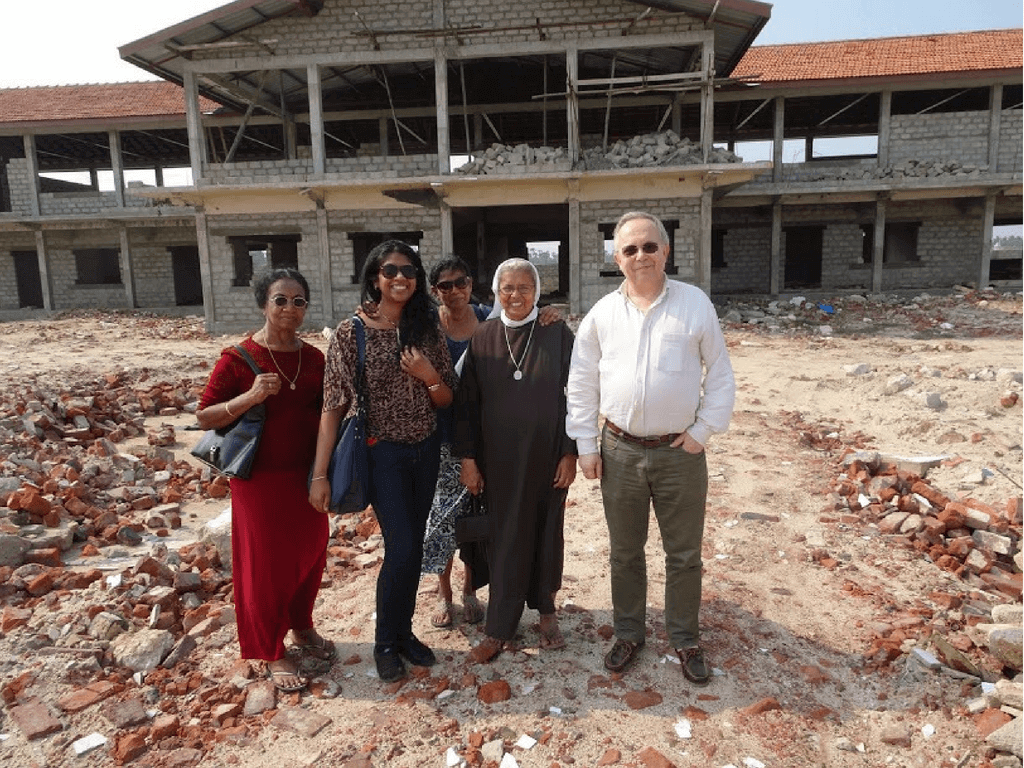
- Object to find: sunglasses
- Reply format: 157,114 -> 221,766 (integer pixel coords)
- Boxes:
619,242 -> 662,257
435,276 -> 470,292
271,295 -> 308,308
379,263 -> 418,280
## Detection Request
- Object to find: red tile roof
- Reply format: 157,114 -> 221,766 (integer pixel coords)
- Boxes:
0,82 -> 219,125
733,28 -> 1023,84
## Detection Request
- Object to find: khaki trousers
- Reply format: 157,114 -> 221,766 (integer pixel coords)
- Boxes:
599,424 -> 708,648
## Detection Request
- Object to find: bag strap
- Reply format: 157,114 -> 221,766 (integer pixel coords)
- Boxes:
233,344 -> 264,377
351,316 -> 367,413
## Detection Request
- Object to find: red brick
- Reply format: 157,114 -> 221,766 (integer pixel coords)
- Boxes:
637,746 -> 677,768
24,548 -> 62,567
742,696 -> 782,716
114,733 -> 147,763
9,697 -> 62,740
597,748 -> 622,766
975,708 -> 1012,737
910,481 -> 949,510
477,680 -> 511,704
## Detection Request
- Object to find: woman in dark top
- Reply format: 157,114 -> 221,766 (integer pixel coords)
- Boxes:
309,240 -> 456,683
455,258 -> 577,663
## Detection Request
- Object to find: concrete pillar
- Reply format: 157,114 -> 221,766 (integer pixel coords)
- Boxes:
566,47 -> 580,164
118,226 -> 137,308
473,114 -> 483,150
671,95 -> 682,136
315,202 -> 335,324
308,64 -> 326,176
772,97 -> 784,183
568,179 -> 581,314
871,197 -> 887,293
378,117 -> 389,158
979,193 -> 996,289
987,84 -> 1003,172
877,90 -> 892,168
697,186 -> 713,294
440,199 -> 454,255
195,211 -> 216,329
34,230 -> 54,311
435,50 -> 450,174
22,135 -> 40,217
183,70 -> 206,184
108,130 -> 126,208
769,199 -> 782,295
700,38 -> 714,163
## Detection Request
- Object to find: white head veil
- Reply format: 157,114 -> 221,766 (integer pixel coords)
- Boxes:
487,258 -> 540,328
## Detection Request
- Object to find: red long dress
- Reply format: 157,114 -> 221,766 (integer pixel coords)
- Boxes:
199,337 -> 327,661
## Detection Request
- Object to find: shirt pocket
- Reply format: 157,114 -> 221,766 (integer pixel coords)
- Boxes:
655,332 -> 698,373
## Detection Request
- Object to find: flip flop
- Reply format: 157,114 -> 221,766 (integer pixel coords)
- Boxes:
293,634 -> 337,662
269,668 -> 308,692
462,594 -> 484,625
431,599 -> 454,628
538,616 -> 566,650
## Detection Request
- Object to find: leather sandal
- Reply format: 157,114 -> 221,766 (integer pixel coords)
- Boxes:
603,638 -> 644,673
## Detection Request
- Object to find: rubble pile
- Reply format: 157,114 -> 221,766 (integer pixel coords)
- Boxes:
454,130 -> 740,175
720,288 -> 1023,338
808,159 -> 987,183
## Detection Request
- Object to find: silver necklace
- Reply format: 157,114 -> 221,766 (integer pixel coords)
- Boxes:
261,332 -> 302,390
503,320 -> 536,381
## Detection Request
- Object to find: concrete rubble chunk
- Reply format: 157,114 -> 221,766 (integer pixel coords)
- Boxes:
110,628 -> 175,673
995,680 -> 1023,710
987,717 -> 1023,758
987,626 -> 1023,671
270,706 -> 331,737
884,374 -> 915,395
844,363 -> 872,376
993,605 -> 1023,625
200,507 -> 232,572
71,732 -> 107,756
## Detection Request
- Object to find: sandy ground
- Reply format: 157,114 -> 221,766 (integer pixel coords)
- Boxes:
0,291 -> 1020,768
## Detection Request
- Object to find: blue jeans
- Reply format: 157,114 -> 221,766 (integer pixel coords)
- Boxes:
367,432 -> 441,648
600,424 -> 708,648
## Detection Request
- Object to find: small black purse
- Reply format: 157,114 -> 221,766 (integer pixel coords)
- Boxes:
455,492 -> 488,544
190,346 -> 266,480
320,316 -> 370,514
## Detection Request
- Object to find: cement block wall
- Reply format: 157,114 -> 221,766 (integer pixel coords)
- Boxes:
578,198 -> 702,309
45,229 -> 131,310
0,233 -> 41,309
129,225 -> 199,307
998,110 -> 1023,174
888,111 -> 989,167
203,155 -> 438,185
4,159 -> 33,215
194,0 -> 701,61
710,227 -> 772,293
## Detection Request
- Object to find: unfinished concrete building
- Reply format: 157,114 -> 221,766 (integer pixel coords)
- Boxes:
0,0 -> 1020,333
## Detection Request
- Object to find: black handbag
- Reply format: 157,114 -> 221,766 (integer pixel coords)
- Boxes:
455,492 -> 488,544
321,316 -> 370,514
190,345 -> 266,480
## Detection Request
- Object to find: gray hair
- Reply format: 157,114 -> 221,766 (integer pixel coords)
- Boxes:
613,211 -> 670,250
491,257 -> 540,295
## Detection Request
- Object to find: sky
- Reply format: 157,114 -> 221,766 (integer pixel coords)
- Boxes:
1,0 -> 1021,88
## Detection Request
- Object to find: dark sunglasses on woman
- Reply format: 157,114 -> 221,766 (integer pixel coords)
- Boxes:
435,276 -> 470,292
379,264 -> 418,279
271,295 -> 308,308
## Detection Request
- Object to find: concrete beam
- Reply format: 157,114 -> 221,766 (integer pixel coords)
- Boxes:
308,64 -> 326,176
988,84 -> 1003,172
769,198 -> 781,295
435,50 -> 450,175
979,193 -> 995,289
183,70 -> 207,183
877,89 -> 892,168
772,97 -> 784,183
118,226 -> 137,308
195,211 -> 216,329
567,179 -> 581,314
871,197 -> 886,293
315,203 -> 335,324
108,131 -> 126,208
33,229 -> 54,311
22,135 -> 41,218
566,46 -> 580,165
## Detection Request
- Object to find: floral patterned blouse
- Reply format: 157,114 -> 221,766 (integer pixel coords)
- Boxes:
323,318 -> 456,444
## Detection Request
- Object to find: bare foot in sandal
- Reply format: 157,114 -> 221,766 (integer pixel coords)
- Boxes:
538,613 -> 566,650
462,594 -> 484,625
268,658 -> 307,692
432,598 -> 454,628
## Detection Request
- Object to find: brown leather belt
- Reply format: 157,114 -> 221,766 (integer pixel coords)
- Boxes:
605,420 -> 680,448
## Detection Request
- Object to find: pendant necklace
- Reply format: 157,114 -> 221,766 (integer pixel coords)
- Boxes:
504,319 -> 536,381
381,311 -> 402,347
262,333 -> 302,390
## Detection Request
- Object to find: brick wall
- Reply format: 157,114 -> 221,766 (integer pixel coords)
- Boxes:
4,159 -> 33,215
888,111 -> 989,167
203,155 -> 438,185
0,234 -> 40,310
129,226 -> 198,307
45,229 -> 130,310
710,227 -> 771,293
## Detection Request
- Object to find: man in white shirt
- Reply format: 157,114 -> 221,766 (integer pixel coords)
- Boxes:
566,211 -> 735,684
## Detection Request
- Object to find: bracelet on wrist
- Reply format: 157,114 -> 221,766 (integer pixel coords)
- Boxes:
427,382 -> 442,391
311,475 -> 328,482
224,401 -> 235,417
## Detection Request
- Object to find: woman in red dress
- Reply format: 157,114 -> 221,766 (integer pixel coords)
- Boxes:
197,268 -> 330,692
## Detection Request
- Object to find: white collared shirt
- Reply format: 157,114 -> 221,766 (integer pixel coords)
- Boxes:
566,279 -> 736,455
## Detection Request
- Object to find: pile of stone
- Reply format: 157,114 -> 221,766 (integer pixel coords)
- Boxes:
454,130 -> 740,175
810,159 -> 984,183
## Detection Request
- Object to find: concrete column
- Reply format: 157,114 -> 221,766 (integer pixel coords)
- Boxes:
439,199 -> 454,255
877,90 -> 892,168
769,198 -> 782,295
378,117 -> 389,158
34,230 -> 54,311
154,166 -> 164,187
697,187 -> 713,294
118,226 -> 136,307
315,202 -> 335,324
566,47 -> 580,164
979,193 -> 996,289
671,95 -> 682,136
568,179 -> 581,314
22,135 -> 40,217
435,50 -> 450,175
700,38 -> 714,163
772,97 -> 784,183
108,130 -> 126,208
195,211 -> 217,329
473,114 -> 483,150
308,64 -> 326,176
987,84 -> 1003,172
871,197 -> 887,293
183,70 -> 206,184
